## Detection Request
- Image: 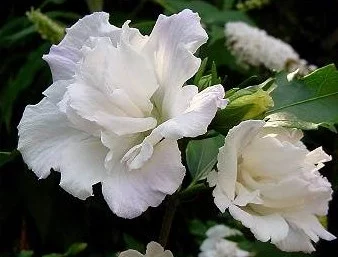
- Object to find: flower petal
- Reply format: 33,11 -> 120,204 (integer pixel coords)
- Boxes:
101,139 -> 185,218
274,226 -> 316,253
17,98 -> 108,199
216,120 -> 265,201
119,250 -> 144,257
152,85 -> 226,140
146,242 -> 173,257
144,9 -> 208,90
229,205 -> 289,243
43,12 -> 121,81
67,36 -> 158,134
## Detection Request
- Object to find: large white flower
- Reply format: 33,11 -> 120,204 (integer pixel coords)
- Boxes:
17,10 -> 227,218
208,120 -> 335,252
199,225 -> 250,257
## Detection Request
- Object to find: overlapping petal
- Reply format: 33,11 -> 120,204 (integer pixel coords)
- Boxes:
209,120 -> 336,252
18,98 -> 108,199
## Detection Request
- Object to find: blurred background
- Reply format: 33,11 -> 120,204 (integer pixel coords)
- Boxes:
1,0 -> 338,256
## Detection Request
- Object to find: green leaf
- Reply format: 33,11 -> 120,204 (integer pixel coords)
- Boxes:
123,234 -> 145,253
193,57 -> 208,86
186,135 -> 224,183
267,64 -> 338,132
0,151 -> 18,167
64,242 -> 87,256
42,254 -> 63,257
157,0 -> 254,25
0,43 -> 50,128
188,219 -> 209,237
18,250 -> 34,257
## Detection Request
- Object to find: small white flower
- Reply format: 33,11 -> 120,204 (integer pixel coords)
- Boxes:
224,22 -> 316,74
119,241 -> 173,257
17,10 -> 227,218
208,120 -> 336,252
199,225 -> 250,257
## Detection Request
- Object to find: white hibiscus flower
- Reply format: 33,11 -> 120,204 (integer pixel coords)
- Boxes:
18,10 -> 227,218
208,120 -> 335,252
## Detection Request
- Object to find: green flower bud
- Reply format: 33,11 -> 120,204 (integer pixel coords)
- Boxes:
26,8 -> 65,44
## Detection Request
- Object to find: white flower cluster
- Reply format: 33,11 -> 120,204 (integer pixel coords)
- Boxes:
199,225 -> 250,257
224,21 -> 316,74
17,9 -> 335,254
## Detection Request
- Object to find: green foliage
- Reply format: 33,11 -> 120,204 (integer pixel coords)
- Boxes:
17,242 -> 87,257
186,134 -> 224,183
267,64 -> 338,132
0,150 -> 18,167
26,8 -> 65,44
0,43 -> 50,129
123,234 -> 145,253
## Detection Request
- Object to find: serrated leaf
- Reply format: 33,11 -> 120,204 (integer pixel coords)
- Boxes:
186,135 -> 224,183
268,64 -> 338,132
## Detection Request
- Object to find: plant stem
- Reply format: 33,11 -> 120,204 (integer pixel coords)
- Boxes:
158,196 -> 179,247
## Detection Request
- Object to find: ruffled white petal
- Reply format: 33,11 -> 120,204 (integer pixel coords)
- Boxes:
229,205 -> 289,243
17,98 -> 108,199
43,12 -> 121,81
119,242 -> 173,257
67,36 -> 158,134
121,85 -> 226,168
101,139 -> 185,218
146,242 -> 173,257
145,9 -> 208,90
216,120 -> 265,201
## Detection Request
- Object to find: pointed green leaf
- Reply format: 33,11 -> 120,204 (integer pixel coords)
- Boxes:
267,64 -> 338,132
186,135 -> 224,183
64,242 -> 87,256
0,150 -> 18,167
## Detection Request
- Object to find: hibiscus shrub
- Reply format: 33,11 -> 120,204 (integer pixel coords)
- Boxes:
0,1 -> 338,257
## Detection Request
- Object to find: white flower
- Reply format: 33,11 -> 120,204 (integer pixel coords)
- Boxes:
17,10 -> 227,218
208,120 -> 336,252
224,22 -> 316,75
119,241 -> 173,257
199,225 -> 250,257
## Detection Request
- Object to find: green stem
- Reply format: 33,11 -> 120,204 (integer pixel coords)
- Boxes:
158,196 -> 179,247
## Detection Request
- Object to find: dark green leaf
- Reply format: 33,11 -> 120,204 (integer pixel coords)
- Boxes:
123,234 -> 145,253
18,250 -> 34,257
193,57 -> 208,86
268,64 -> 338,132
0,43 -> 50,128
0,150 -> 18,167
64,242 -> 87,256
186,135 -> 224,183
